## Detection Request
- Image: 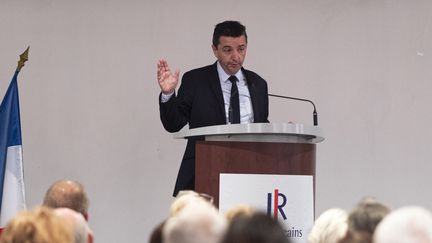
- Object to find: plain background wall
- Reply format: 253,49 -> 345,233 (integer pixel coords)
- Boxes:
2,0 -> 432,242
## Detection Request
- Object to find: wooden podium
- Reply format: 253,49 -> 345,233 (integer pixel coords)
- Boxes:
174,123 -> 324,207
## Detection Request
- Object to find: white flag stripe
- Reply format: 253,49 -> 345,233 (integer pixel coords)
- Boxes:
0,145 -> 26,227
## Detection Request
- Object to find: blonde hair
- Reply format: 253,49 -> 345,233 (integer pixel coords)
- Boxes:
0,206 -> 73,243
308,208 -> 348,243
224,205 -> 255,222
169,190 -> 213,217
164,200 -> 226,243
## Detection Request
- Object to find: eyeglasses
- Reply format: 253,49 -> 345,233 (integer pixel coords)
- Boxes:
198,192 -> 214,204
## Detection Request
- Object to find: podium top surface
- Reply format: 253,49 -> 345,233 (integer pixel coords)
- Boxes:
173,123 -> 324,144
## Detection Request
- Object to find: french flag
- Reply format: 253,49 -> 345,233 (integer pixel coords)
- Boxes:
0,71 -> 26,231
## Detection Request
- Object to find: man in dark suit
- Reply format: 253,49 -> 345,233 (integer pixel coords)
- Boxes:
157,20 -> 269,196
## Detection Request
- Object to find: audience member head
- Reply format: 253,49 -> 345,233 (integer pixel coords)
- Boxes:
149,220 -> 166,243
221,212 -> 290,243
339,197 -> 390,243
43,180 -> 89,220
169,190 -> 213,217
373,206 -> 432,243
163,198 -> 226,243
0,206 -> 73,243
224,204 -> 255,223
54,208 -> 94,243
348,197 -> 391,234
338,231 -> 371,243
308,208 -> 348,243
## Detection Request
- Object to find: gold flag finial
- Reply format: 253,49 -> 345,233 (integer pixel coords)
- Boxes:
16,46 -> 30,72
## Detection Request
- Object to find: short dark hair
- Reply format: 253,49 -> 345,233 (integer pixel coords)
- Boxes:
212,20 -> 247,47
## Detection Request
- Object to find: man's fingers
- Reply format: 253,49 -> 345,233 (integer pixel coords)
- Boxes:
156,60 -> 180,88
174,69 -> 180,80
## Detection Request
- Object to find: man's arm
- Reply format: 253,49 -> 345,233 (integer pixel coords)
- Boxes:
157,59 -> 190,132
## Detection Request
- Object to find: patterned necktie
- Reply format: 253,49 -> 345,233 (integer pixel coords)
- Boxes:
228,75 -> 240,124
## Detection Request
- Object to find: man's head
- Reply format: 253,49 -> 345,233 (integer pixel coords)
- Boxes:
212,20 -> 248,75
43,180 -> 89,220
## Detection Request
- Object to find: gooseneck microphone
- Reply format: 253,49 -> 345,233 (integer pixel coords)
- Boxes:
268,93 -> 318,126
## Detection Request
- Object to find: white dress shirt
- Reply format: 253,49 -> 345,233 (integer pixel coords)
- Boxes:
216,62 -> 254,124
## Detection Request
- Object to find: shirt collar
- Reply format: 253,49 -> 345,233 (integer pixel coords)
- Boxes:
216,61 -> 244,84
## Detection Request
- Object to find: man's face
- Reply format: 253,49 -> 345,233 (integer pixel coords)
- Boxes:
212,35 -> 247,75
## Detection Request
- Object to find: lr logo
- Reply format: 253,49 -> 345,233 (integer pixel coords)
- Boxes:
267,189 -> 287,220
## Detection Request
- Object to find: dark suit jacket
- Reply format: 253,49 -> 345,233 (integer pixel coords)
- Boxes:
159,62 -> 269,196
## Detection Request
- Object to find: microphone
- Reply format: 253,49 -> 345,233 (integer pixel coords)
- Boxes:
268,93 -> 319,126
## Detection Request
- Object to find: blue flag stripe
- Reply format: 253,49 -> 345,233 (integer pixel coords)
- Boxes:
0,71 -> 23,211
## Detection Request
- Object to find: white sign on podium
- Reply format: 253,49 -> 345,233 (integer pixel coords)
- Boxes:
219,174 -> 314,243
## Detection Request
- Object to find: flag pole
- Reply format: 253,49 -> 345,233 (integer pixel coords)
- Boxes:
16,47 -> 30,73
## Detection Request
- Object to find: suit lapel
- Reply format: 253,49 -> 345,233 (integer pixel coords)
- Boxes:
209,62 -> 227,123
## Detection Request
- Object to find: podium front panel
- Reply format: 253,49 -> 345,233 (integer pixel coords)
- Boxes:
195,141 -> 316,207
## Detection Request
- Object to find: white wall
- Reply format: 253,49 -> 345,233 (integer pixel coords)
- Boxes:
1,0 -> 432,242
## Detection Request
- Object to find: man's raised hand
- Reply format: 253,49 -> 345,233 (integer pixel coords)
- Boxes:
157,59 -> 180,95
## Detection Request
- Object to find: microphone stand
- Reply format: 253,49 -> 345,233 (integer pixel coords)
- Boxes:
268,93 -> 318,126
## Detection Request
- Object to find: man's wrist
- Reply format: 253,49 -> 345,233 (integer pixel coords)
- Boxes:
160,91 -> 174,103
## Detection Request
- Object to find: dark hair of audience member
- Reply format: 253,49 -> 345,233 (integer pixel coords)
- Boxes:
348,198 -> 390,234
221,212 -> 290,243
149,220 -> 165,243
339,231 -> 372,243
339,197 -> 390,243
